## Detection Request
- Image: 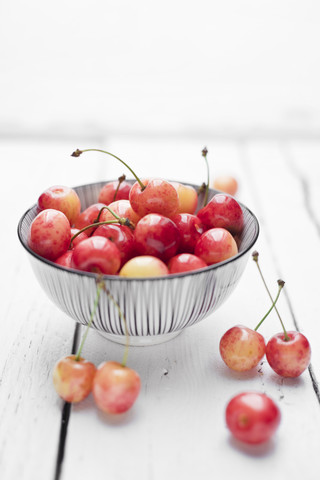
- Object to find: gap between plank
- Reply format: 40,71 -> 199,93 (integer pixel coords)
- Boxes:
53,323 -> 81,480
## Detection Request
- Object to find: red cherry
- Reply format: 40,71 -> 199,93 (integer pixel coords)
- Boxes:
99,199 -> 141,227
129,179 -> 179,218
53,355 -> 97,403
55,250 -> 74,268
171,213 -> 204,253
92,224 -> 135,267
168,253 -> 207,274
28,209 -> 71,261
74,203 -> 106,236
134,213 -> 180,262
70,228 -> 89,248
226,392 -> 281,444
194,227 -> 238,265
266,331 -> 311,378
37,185 -> 81,226
197,194 -> 243,235
98,180 -> 131,204
71,236 -> 121,274
93,361 -> 141,414
219,326 -> 266,372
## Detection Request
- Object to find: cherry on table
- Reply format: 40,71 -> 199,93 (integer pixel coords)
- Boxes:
226,392 -> 281,444
213,176 -> 238,197
53,355 -> 96,403
266,331 -> 311,378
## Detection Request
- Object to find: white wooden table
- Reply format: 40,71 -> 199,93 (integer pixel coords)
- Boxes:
1,134 -> 320,479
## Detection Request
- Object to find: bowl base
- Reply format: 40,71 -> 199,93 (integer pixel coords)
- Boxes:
98,330 -> 182,347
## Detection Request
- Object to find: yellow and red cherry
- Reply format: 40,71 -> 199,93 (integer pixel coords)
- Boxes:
226,392 -> 281,444
28,209 -> 71,261
119,255 -> 169,277
53,355 -> 97,403
37,185 -> 81,227
171,182 -> 198,215
219,326 -> 266,372
266,331 -> 311,378
74,203 -> 106,236
99,199 -> 141,227
213,176 -> 238,196
171,213 -> 204,253
93,361 -> 141,414
133,213 -> 180,262
98,179 -> 131,204
92,224 -> 135,267
71,236 -> 121,274
197,194 -> 243,235
195,227 -> 238,265
129,178 -> 179,218
168,253 -> 207,274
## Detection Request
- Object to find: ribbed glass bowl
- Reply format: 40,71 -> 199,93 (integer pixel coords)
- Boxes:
18,180 -> 259,346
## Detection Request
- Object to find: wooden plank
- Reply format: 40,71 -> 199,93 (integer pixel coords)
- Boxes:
60,138 -> 320,480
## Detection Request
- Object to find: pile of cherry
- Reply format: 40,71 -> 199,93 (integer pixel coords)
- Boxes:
27,148 -> 311,447
28,149 -> 243,277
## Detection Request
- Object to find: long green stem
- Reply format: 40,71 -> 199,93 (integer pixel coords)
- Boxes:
101,285 -> 130,367
254,281 -> 284,332
71,148 -> 145,190
75,281 -> 103,361
201,147 -> 210,207
252,251 -> 289,340
96,205 -> 121,223
70,219 -> 125,247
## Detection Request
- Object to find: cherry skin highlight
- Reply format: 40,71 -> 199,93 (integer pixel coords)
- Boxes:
119,255 -> 169,277
168,253 -> 207,274
28,209 -> 71,261
71,236 -> 121,274
197,193 -> 243,235
98,180 -> 131,204
195,227 -> 238,265
219,325 -> 266,372
129,178 -> 179,218
266,331 -> 311,377
53,355 -> 97,403
37,185 -> 81,226
134,213 -> 180,262
93,361 -> 141,414
226,392 -> 281,444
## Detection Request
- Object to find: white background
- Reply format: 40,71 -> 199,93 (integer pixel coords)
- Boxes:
1,1 -> 320,139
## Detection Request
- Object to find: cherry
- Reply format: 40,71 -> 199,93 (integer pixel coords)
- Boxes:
99,199 -> 141,227
93,361 -> 141,415
37,185 -> 81,226
70,228 -> 88,248
197,193 -> 244,235
171,213 -> 204,253
168,253 -> 207,274
98,176 -> 131,204
266,331 -> 311,378
170,182 -> 198,215
55,250 -> 74,268
219,326 -> 266,372
119,255 -> 169,277
92,223 -> 135,267
28,209 -> 71,261
74,203 -> 107,236
134,213 -> 180,262
194,227 -> 238,265
71,236 -> 121,274
213,176 -> 238,196
53,355 -> 96,403
226,392 -> 281,444
72,148 -> 179,218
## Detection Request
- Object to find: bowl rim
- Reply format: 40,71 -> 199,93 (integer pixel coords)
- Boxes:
17,179 -> 260,281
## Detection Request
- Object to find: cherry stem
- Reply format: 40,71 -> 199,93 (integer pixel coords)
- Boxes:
113,174 -> 126,202
96,205 -> 121,223
71,148 -> 146,191
75,280 -> 103,361
100,284 -> 130,367
254,280 -> 285,332
252,251 -> 290,340
201,147 -> 210,207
